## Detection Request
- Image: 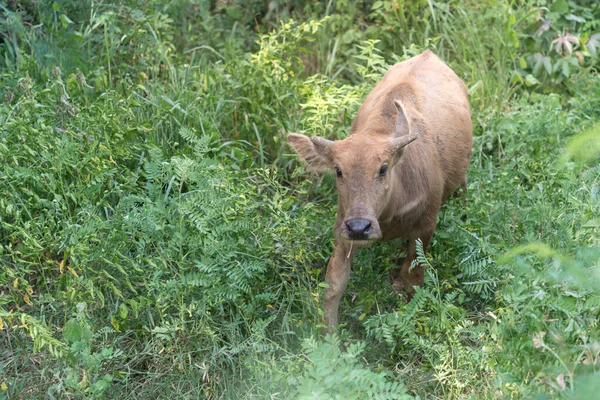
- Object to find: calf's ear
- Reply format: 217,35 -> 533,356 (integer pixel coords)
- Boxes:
391,99 -> 419,155
287,133 -> 334,171
390,133 -> 419,157
394,99 -> 411,138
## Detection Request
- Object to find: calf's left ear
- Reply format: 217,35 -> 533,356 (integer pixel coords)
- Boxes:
394,99 -> 411,138
287,133 -> 334,171
390,99 -> 419,154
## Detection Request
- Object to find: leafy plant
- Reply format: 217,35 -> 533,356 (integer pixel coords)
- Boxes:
296,334 -> 413,400
516,0 -> 600,94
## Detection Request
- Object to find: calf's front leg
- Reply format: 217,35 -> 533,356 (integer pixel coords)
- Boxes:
323,239 -> 355,328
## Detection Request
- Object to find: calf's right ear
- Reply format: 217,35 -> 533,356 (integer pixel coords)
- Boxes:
287,133 -> 334,171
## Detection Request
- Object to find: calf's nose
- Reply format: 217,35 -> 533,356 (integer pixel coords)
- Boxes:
345,218 -> 372,240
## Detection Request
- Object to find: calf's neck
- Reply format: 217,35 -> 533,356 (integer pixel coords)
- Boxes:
288,50 -> 472,327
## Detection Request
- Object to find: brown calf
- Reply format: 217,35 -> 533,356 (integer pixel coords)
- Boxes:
288,50 -> 472,327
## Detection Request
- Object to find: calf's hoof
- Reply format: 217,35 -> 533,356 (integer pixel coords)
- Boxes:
389,268 -> 416,302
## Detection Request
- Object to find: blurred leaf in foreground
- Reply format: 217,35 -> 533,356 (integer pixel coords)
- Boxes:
559,122 -> 600,167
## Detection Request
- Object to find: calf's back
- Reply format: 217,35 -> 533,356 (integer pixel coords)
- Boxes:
352,49 -> 472,207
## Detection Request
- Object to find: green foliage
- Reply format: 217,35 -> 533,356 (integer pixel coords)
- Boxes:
515,0 -> 600,94
296,334 -> 414,400
364,268 -> 496,397
559,122 -> 600,167
1,1 -> 600,398
0,68 -> 332,397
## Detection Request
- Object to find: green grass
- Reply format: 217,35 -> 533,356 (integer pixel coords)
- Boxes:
1,1 -> 600,399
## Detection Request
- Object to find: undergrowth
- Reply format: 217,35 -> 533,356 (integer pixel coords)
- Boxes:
1,1 -> 599,399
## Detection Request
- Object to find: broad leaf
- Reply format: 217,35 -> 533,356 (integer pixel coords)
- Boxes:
63,319 -> 82,343
550,0 -> 569,15
588,33 -> 600,58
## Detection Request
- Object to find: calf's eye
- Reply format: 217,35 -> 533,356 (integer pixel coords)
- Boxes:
335,167 -> 343,178
379,164 -> 388,177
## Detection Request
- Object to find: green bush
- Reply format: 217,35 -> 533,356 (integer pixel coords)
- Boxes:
0,71 -> 333,397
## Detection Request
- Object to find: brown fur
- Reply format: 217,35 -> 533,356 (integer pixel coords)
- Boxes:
287,50 -> 472,328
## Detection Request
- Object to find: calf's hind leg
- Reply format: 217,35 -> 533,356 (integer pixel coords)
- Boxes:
391,228 -> 434,300
389,239 -> 408,288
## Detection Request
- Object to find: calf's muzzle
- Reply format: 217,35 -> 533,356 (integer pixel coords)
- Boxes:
345,218 -> 373,240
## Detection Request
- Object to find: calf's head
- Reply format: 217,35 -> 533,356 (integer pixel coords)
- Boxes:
288,100 -> 418,244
